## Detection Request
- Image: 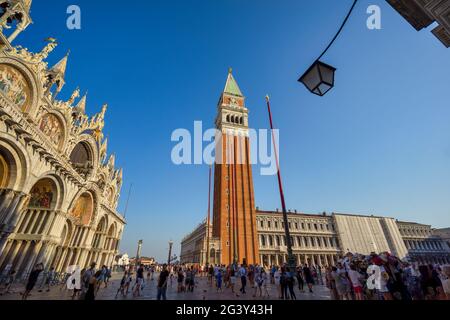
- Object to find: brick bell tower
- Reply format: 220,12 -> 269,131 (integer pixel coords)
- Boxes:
212,69 -> 259,266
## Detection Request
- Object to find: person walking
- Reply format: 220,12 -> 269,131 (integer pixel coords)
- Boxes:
1,269 -> 16,295
279,267 -> 288,300
133,264 -> 145,297
216,268 -> 223,293
303,264 -> 314,293
296,266 -> 304,292
229,265 -> 237,296
44,267 -> 55,292
22,263 -> 44,300
157,264 -> 170,300
348,264 -> 364,300
286,267 -> 297,300
80,262 -> 96,299
274,266 -> 282,299
116,271 -> 129,298
239,264 -> 247,294
85,270 -> 100,301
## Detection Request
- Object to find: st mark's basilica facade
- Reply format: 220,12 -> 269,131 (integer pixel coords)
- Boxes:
0,0 -> 125,279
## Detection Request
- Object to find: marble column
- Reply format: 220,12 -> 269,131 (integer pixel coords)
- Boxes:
13,241 -> 30,272
0,190 -> 15,222
22,241 -> 43,278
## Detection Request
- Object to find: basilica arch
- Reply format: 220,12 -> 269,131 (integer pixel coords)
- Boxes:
0,58 -> 41,115
0,137 -> 29,191
0,175 -> 64,276
69,141 -> 95,178
37,112 -> 66,150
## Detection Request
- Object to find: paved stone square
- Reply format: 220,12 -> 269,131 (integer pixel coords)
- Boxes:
0,273 -> 331,300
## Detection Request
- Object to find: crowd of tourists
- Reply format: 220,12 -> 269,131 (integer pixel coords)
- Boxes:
0,262 -> 114,300
324,251 -> 450,300
1,252 -> 449,301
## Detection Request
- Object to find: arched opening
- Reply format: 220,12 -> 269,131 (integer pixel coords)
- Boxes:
0,144 -> 20,190
0,152 -> 9,188
209,248 -> 215,265
69,192 -> 94,226
105,224 -> 116,250
69,142 -> 93,177
92,216 -> 107,249
226,114 -> 230,123
239,117 -> 243,125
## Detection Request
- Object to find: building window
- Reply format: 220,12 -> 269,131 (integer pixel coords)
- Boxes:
226,241 -> 230,247
308,223 -> 311,229
275,235 -> 280,246
260,220 -> 264,228
294,222 -> 298,229
269,235 -> 273,247
260,235 -> 266,247
301,223 -> 305,229
275,221 -> 278,229
268,221 -> 271,228
314,223 -> 318,231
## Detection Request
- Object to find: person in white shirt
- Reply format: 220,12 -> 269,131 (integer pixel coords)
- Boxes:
347,264 -> 364,300
274,267 -> 282,299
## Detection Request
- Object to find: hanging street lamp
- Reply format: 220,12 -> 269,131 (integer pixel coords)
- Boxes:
298,0 -> 359,96
298,60 -> 336,96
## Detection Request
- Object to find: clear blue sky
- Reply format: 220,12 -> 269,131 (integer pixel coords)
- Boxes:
19,0 -> 450,261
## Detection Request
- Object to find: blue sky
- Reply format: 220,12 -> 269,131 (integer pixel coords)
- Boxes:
19,0 -> 450,261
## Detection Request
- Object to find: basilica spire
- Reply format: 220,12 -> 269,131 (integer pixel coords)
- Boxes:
50,50 -> 69,78
74,92 -> 87,114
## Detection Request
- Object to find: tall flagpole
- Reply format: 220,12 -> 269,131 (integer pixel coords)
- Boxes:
123,183 -> 133,219
265,95 -> 296,270
205,165 -> 212,267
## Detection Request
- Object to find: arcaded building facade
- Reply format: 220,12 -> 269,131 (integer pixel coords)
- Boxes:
256,210 -> 341,267
0,1 -> 125,278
